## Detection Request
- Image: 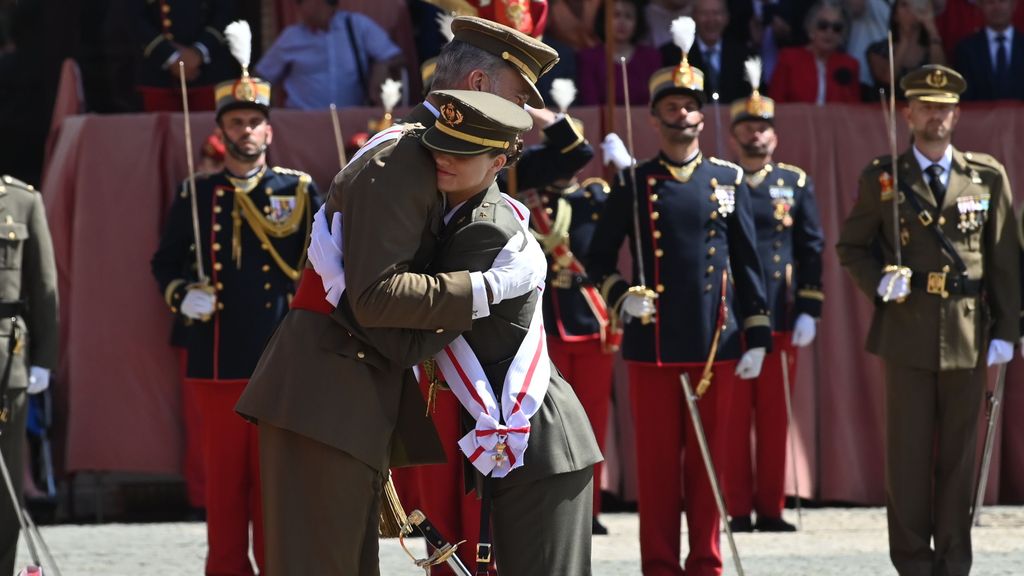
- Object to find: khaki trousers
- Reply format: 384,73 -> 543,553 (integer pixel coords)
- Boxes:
885,362 -> 985,576
259,422 -> 383,576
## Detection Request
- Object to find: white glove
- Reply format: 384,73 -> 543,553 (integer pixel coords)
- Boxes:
735,347 -> 767,379
987,339 -> 1013,366
27,366 -> 50,395
307,206 -> 346,307
181,289 -> 216,319
876,268 -> 912,302
791,313 -> 817,347
482,232 -> 547,305
601,133 -> 634,170
621,292 -> 656,321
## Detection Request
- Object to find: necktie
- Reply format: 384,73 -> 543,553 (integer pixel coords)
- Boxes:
704,47 -> 720,94
995,34 -> 1008,96
925,164 -> 946,207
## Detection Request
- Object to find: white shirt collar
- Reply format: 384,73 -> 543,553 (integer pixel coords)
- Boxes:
444,199 -> 467,225
912,144 -> 953,185
696,38 -> 721,54
986,26 -> 1014,44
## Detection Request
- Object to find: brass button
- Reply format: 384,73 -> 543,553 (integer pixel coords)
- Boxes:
357,351 -> 366,359
650,194 -> 659,202
213,224 -> 222,232
655,249 -> 664,258
213,242 -> 222,251
216,302 -> 224,311
647,177 -> 656,186
541,196 -> 550,204
264,282 -> 272,290
162,4 -> 170,13
705,284 -> 713,292
709,229 -> 717,237
215,282 -> 224,290
773,254 -> 781,263
6,232 -> 14,240
170,307 -> 178,314
710,211 -> 718,220
162,18 -> 172,27
651,212 -> 660,221
776,224 -> 783,232
583,191 -> 592,198
214,206 -> 222,214
216,189 -> 225,197
773,271 -> 782,279
653,230 -> 662,239
709,194 -> 717,202
164,33 -> 174,40
265,187 -> 274,196
706,265 -> 715,274
591,213 -> 599,221
213,262 -> 223,271
938,216 -> 946,225
546,208 -> 553,215
708,247 -> 716,256
189,244 -> 195,252
265,302 -> 272,309
261,243 -> 269,251
435,328 -> 445,334
773,240 -> 782,248
262,264 -> 271,272
263,206 -> 271,214
656,284 -> 665,293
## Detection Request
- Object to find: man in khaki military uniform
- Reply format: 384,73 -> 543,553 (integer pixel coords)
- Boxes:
837,64 -> 1019,576
236,16 -> 558,575
0,175 -> 58,576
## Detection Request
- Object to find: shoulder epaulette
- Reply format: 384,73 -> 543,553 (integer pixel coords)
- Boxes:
0,175 -> 36,194
775,162 -> 808,187
272,166 -> 311,179
963,151 -> 1003,171
471,200 -> 497,223
709,156 -> 743,185
868,155 -> 893,170
580,176 -> 611,194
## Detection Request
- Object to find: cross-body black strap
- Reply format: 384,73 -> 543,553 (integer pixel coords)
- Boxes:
344,13 -> 368,105
899,181 -> 968,276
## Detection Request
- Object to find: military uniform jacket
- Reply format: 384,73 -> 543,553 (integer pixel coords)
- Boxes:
535,179 -> 610,340
151,166 -> 318,381
587,152 -> 772,364
0,176 -> 58,389
137,0 -> 239,88
747,162 -> 825,331
237,104 -> 473,472
836,148 -> 1020,371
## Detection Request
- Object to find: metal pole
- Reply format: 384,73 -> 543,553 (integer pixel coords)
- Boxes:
329,103 -> 348,169
972,362 -> 1007,526
178,61 -> 207,284
887,32 -> 901,268
781,349 -> 803,529
619,57 -> 655,323
680,373 -> 745,576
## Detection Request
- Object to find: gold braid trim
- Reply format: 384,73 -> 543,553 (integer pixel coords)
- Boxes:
531,198 -> 572,255
232,174 -> 312,281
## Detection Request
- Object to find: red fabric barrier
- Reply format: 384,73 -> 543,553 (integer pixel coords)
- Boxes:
43,104 -> 1024,504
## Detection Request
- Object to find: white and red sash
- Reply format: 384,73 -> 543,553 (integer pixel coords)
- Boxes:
432,194 -> 552,478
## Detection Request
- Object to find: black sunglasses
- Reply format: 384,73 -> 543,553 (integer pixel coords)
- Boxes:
816,20 -> 844,33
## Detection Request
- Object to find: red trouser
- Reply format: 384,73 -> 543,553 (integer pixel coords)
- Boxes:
723,333 -> 797,519
180,353 -> 206,508
190,379 -> 265,576
138,85 -> 216,112
628,361 -> 736,576
547,336 -> 614,515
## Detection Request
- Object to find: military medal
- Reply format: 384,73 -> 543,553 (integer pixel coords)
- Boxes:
714,185 -> 736,217
770,185 -> 795,227
879,172 -> 894,201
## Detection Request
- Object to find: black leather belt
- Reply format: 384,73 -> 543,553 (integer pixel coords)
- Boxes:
0,301 -> 23,318
910,272 -> 982,298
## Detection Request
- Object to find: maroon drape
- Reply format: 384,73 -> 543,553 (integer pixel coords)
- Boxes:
43,104 -> 1024,504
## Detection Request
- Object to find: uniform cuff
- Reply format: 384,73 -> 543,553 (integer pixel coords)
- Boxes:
743,315 -> 772,350
796,288 -> 824,318
470,271 -> 491,320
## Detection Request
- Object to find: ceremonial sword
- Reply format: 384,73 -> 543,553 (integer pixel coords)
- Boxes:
680,373 -> 745,576
619,57 -> 656,323
780,349 -> 803,529
972,362 -> 1007,526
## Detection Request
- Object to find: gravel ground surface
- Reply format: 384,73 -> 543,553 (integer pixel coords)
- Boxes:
15,506 -> 1024,575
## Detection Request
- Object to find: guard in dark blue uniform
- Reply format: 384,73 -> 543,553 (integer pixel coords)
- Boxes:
136,0 -> 239,111
150,49 -> 318,576
508,113 -> 620,534
722,87 -> 824,534
586,57 -> 771,576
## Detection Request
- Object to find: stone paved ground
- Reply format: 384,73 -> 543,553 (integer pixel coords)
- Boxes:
15,507 -> 1024,575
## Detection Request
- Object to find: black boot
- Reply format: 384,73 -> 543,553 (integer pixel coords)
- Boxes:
592,516 -> 609,535
755,516 -> 797,532
729,515 -> 753,532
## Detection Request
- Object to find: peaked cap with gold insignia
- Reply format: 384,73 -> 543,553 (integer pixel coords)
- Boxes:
899,64 -> 966,104
422,90 -> 533,155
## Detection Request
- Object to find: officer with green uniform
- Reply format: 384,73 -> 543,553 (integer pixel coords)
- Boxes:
837,64 -> 1019,576
0,175 -> 58,576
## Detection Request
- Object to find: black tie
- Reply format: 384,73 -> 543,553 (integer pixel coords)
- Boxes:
926,164 -> 945,206
704,48 -> 720,94
995,34 -> 1008,97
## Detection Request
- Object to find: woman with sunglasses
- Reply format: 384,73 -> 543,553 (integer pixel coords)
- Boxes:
768,0 -> 861,104
867,0 -> 947,98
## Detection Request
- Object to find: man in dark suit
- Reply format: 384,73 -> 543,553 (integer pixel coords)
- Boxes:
660,0 -> 755,103
955,0 -> 1024,100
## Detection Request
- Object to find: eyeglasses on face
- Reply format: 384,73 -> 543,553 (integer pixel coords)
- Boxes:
816,20 -> 844,33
